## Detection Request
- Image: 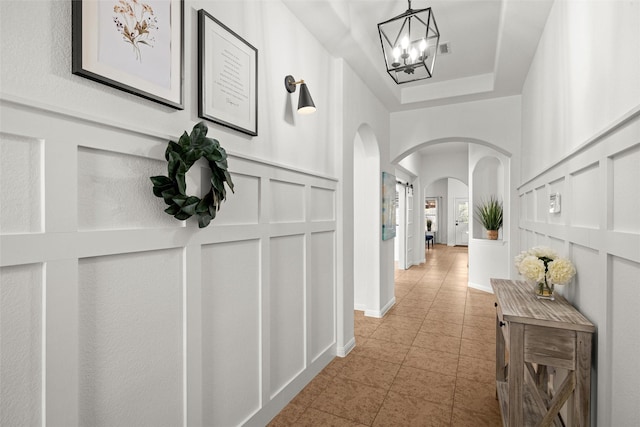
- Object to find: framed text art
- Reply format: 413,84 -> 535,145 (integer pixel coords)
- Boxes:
72,0 -> 184,109
198,9 -> 258,136
382,172 -> 397,241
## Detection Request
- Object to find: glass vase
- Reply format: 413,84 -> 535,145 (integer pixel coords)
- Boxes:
534,281 -> 555,300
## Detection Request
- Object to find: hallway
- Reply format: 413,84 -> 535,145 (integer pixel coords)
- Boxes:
270,245 -> 501,426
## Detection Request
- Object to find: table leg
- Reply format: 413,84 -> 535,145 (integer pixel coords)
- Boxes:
573,331 -> 592,426
508,323 -> 524,426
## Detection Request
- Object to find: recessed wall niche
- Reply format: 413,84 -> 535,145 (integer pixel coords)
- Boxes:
472,156 -> 504,239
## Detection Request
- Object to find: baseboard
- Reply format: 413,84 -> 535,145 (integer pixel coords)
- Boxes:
337,337 -> 356,357
468,281 -> 494,294
354,303 -> 367,312
364,296 -> 396,318
247,347 -> 334,426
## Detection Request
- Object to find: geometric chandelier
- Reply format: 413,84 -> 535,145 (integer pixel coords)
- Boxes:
378,0 -> 440,84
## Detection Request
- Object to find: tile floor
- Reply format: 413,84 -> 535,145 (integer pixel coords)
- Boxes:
269,244 -> 502,426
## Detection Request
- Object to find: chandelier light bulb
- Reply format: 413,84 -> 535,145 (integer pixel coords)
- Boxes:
409,48 -> 418,62
391,46 -> 401,67
401,35 -> 409,50
419,38 -> 427,52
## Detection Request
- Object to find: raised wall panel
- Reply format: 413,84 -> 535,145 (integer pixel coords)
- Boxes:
548,237 -> 565,255
571,163 -> 600,229
310,187 -> 335,221
309,231 -> 335,361
213,173 -> 260,225
519,194 -> 526,222
78,147 -> 177,230
78,250 -> 183,427
525,191 -> 535,221
535,185 -> 547,222
610,255 -> 640,427
0,133 -> 41,233
270,180 -> 304,223
0,264 -> 42,427
201,240 -> 260,426
548,177 -> 565,225
566,244 -> 602,323
270,235 -> 305,396
611,145 -> 640,234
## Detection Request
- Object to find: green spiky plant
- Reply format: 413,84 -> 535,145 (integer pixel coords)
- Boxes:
476,196 -> 503,233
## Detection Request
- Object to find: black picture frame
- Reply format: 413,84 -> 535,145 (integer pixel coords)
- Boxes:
72,0 -> 184,109
198,9 -> 258,136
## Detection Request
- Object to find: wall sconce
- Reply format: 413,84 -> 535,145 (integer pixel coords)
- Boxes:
284,75 -> 316,114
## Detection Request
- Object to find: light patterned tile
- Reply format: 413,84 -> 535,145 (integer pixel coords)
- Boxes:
311,378 -> 386,425
456,355 -> 496,384
412,331 -> 461,355
370,324 -> 420,346
291,371 -> 333,408
337,354 -> 400,389
420,319 -> 463,338
451,407 -> 503,427
294,408 -> 369,427
453,377 -> 501,418
372,391 -> 452,427
352,337 -> 411,364
460,338 -> 496,361
403,347 -> 460,376
389,365 -> 456,405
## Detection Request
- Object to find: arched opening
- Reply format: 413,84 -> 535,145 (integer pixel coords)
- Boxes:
353,125 -> 381,315
391,139 -> 513,293
472,156 -> 504,240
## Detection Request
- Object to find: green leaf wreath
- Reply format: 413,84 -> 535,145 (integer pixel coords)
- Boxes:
150,122 -> 234,228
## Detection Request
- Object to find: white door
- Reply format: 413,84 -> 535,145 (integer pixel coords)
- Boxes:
405,187 -> 414,269
455,198 -> 469,246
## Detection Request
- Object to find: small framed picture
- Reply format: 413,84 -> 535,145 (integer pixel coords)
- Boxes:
198,9 -> 258,136
72,0 -> 184,109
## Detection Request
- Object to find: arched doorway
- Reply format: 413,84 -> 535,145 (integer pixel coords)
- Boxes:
392,139 -> 514,292
353,125 -> 381,315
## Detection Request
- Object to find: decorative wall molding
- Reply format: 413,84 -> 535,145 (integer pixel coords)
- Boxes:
0,100 -> 338,427
519,104 -> 640,189
0,94 -> 339,183
516,111 -> 640,427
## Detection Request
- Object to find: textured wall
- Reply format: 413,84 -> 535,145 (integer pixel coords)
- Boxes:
519,3 -> 640,424
0,0 -> 339,425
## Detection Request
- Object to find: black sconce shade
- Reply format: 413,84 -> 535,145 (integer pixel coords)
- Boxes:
285,75 -> 316,114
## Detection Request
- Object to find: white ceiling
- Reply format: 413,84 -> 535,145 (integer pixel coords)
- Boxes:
284,0 -> 554,112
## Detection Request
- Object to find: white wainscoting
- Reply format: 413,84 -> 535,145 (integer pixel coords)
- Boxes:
0,98 -> 337,427
517,108 -> 640,427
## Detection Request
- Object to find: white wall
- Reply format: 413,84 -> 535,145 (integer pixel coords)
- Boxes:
0,1 -> 341,425
390,96 -> 521,163
339,60 -> 394,329
519,1 -> 640,425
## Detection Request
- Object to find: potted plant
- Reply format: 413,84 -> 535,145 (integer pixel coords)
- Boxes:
426,219 -> 432,231
476,196 -> 503,240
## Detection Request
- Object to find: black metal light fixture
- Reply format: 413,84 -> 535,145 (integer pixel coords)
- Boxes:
378,0 -> 440,84
285,75 -> 316,114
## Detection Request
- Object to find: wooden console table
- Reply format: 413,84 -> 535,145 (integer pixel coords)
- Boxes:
491,279 -> 595,427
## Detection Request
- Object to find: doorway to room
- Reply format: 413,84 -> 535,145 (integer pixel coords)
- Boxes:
454,197 -> 469,246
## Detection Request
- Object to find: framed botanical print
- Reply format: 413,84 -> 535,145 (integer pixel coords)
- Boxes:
72,0 -> 184,109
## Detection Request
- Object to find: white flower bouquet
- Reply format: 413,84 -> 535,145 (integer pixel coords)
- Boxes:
514,246 -> 576,299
